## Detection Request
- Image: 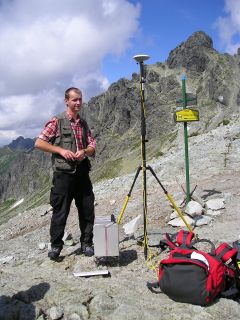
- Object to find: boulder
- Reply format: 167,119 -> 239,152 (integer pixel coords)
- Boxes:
168,215 -> 195,227
185,200 -> 204,217
206,198 -> 225,210
194,215 -> 213,226
48,306 -> 64,320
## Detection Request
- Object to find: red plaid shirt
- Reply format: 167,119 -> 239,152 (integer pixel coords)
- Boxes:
38,111 -> 96,151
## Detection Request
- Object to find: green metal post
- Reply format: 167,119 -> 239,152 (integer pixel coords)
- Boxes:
181,75 -> 191,203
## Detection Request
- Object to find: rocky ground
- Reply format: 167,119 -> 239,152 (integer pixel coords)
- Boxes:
1,122 -> 240,319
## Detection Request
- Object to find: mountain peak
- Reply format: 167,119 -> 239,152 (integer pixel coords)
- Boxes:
166,31 -> 215,72
184,31 -> 213,49
7,136 -> 35,151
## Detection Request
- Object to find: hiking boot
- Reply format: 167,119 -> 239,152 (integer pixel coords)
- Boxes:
48,246 -> 62,260
81,245 -> 94,257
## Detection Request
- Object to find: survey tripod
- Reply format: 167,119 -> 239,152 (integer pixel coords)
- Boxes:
117,54 -> 193,260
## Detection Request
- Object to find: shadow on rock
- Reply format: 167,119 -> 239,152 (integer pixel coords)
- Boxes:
95,249 -> 138,267
201,188 -> 222,200
119,249 -> 138,266
68,247 -> 82,256
0,282 -> 50,320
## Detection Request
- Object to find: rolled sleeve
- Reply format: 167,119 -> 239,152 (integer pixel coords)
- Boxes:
87,130 -> 96,150
38,117 -> 59,142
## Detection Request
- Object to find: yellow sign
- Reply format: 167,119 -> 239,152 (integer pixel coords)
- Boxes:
175,109 -> 199,122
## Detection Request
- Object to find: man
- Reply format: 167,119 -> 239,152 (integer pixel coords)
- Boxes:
35,87 -> 96,260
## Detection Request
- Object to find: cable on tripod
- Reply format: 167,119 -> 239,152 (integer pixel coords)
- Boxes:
146,249 -> 159,275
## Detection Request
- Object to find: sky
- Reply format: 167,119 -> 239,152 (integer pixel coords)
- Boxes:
0,0 -> 239,146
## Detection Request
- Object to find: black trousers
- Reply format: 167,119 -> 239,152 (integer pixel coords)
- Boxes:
49,163 -> 95,248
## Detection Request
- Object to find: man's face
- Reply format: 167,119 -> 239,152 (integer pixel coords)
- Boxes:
65,90 -> 82,114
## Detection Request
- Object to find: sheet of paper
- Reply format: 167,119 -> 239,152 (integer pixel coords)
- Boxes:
73,270 -> 109,277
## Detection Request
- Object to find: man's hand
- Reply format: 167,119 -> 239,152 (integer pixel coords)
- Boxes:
59,149 -> 76,161
35,138 -> 78,161
74,150 -> 85,161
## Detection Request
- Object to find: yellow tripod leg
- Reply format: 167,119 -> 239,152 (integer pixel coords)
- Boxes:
166,193 -> 193,233
117,195 -> 130,224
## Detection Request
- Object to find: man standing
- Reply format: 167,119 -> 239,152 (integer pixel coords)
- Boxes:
35,87 -> 96,260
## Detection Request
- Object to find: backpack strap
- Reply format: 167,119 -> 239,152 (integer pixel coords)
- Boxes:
215,243 -> 238,262
176,230 -> 194,247
146,281 -> 162,294
190,238 -> 216,256
162,233 -> 177,250
160,230 -> 194,250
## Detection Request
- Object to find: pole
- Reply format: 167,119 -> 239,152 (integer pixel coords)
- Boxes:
139,61 -> 148,259
117,58 -> 196,250
181,75 -> 191,204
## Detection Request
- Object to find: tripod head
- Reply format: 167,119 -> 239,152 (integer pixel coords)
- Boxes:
133,54 -> 150,82
133,54 -> 150,63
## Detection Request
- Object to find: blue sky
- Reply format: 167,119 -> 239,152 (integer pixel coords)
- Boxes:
0,0 -> 239,146
103,0 -> 226,83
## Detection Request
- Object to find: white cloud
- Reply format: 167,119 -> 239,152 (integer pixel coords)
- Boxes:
216,0 -> 240,53
0,89 -> 62,144
0,0 -> 140,146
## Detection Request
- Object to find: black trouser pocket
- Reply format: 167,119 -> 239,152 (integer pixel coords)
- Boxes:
50,188 -> 64,210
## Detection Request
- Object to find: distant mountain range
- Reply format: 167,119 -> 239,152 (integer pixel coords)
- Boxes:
6,136 -> 35,151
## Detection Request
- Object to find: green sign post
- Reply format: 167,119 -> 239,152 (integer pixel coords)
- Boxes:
177,75 -> 198,204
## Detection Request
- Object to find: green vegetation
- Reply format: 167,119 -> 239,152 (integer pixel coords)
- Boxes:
222,119 -> 230,126
155,150 -> 164,158
216,119 -> 230,127
0,198 -> 16,225
93,158 -> 123,181
25,182 -> 51,210
0,198 -> 16,214
130,137 -> 141,151
217,55 -> 227,65
0,181 -> 51,226
168,131 -> 178,144
0,148 -> 19,174
188,131 -> 199,138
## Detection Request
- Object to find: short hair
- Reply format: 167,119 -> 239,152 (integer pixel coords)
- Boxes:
65,87 -> 82,99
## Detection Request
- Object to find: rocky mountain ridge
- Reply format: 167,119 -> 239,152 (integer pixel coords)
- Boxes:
6,136 -> 35,151
1,30 -> 240,219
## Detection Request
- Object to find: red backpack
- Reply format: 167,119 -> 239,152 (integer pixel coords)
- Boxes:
157,230 -> 239,306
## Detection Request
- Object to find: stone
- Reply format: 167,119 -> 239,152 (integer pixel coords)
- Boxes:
168,215 -> 195,227
64,239 -> 75,246
123,214 -> 142,235
206,198 -> 225,210
41,206 -> 52,216
185,200 -> 204,217
63,303 -> 88,320
206,209 -> 222,217
0,256 -> 14,264
68,314 -> 81,320
62,232 -> 72,242
169,211 -> 178,220
88,293 -> 118,316
38,242 -> 46,250
49,306 -> 64,320
194,215 -> 213,226
191,193 -> 205,207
